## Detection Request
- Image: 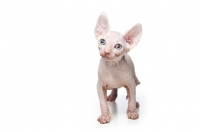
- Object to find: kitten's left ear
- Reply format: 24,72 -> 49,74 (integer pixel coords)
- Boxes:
94,12 -> 110,39
124,23 -> 142,49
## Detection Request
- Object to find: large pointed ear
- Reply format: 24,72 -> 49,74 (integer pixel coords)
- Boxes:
94,12 -> 110,39
124,23 -> 142,49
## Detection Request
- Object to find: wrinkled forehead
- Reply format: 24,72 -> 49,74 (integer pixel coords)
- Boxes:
105,31 -> 126,44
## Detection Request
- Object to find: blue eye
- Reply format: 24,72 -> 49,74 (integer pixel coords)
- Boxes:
114,44 -> 122,49
100,39 -> 106,45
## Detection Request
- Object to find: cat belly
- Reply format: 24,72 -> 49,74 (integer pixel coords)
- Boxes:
102,74 -> 125,90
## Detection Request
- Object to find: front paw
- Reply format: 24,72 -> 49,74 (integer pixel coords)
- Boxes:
126,110 -> 139,119
97,114 -> 111,124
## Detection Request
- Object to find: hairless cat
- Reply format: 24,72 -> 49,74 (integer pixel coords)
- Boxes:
94,12 -> 142,124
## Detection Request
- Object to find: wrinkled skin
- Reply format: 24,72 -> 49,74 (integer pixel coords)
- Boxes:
94,13 -> 142,124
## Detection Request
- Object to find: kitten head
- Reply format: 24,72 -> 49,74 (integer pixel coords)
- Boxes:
94,12 -> 142,61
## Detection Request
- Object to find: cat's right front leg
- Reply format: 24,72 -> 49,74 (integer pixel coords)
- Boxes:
97,81 -> 111,124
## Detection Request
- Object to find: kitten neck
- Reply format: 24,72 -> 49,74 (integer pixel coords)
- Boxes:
105,55 -> 126,68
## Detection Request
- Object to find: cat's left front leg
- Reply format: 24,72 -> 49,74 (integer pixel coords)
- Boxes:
126,82 -> 139,119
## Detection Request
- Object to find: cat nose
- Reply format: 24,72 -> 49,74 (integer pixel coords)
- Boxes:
104,48 -> 110,55
104,50 -> 110,55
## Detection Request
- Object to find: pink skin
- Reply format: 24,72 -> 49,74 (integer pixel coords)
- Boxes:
94,13 -> 142,124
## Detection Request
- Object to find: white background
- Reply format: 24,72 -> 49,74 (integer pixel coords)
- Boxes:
1,0 -> 200,131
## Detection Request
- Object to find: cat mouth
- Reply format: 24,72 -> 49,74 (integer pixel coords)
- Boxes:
100,54 -> 117,61
104,56 -> 115,61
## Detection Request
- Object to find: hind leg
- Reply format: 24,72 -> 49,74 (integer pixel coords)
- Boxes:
134,75 -> 140,86
107,89 -> 118,102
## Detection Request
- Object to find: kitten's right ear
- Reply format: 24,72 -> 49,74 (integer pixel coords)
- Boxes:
94,12 -> 110,39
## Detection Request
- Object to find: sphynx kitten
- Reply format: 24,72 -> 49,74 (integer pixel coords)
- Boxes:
94,13 -> 142,124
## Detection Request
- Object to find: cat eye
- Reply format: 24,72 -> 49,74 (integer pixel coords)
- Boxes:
100,39 -> 106,45
114,44 -> 122,49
